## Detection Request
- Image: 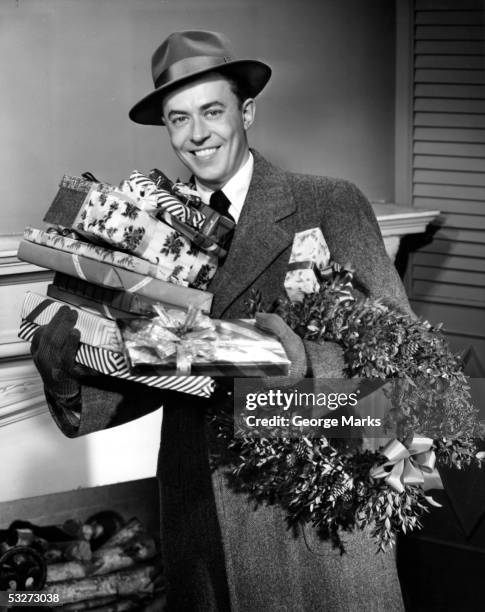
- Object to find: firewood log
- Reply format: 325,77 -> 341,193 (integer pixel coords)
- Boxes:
84,511 -> 124,550
92,535 -> 157,576
58,595 -> 118,611
60,597 -> 140,612
44,565 -> 155,604
46,560 -> 92,583
76,599 -> 140,612
97,519 -> 144,550
45,540 -> 93,563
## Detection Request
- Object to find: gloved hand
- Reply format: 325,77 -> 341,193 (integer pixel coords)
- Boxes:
255,312 -> 307,378
31,306 -> 82,399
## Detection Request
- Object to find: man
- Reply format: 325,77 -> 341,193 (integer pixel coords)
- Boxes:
33,31 -> 410,611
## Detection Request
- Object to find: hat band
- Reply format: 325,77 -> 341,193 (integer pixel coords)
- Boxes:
154,55 -> 234,89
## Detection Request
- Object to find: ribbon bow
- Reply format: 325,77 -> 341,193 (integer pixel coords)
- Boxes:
151,305 -> 217,375
370,436 -> 443,506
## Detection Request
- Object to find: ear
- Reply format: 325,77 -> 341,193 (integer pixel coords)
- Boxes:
242,98 -> 256,130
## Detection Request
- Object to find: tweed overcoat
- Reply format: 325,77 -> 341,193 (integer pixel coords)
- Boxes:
45,151 -> 410,611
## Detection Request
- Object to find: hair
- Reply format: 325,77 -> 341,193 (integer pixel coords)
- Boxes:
214,72 -> 251,108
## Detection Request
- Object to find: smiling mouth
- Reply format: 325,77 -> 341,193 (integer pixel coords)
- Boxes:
191,147 -> 219,159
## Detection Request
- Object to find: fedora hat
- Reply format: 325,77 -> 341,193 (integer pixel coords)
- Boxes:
129,30 -> 271,126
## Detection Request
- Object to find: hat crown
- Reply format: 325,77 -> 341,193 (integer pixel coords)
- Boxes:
151,30 -> 234,87
129,29 -> 271,125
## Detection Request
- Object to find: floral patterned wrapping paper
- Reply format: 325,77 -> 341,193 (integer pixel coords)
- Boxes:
284,227 -> 331,302
17,239 -> 214,311
22,226 -> 217,292
75,185 -> 217,280
43,175 -> 218,285
119,170 -> 231,258
121,169 -> 235,251
24,226 -> 178,282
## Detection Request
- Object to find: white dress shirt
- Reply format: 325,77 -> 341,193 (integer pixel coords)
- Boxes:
195,152 -> 254,223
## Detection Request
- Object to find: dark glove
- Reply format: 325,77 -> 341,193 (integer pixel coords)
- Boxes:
255,312 -> 307,378
31,306 -> 81,399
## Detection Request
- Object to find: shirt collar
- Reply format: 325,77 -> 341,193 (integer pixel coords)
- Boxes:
194,152 -> 254,223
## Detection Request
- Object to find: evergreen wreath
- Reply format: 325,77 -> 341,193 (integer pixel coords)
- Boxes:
208,263 -> 481,552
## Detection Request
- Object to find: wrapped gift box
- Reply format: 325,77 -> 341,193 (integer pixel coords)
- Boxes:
43,175 -> 218,279
21,291 -> 122,352
284,227 -> 331,302
120,170 -> 232,257
17,240 -> 214,312
118,317 -> 291,377
18,319 -> 214,397
24,226 -> 180,284
51,273 -> 167,316
46,285 -> 149,320
156,211 -> 228,259
119,170 -> 205,228
151,171 -> 235,250
118,170 -> 164,213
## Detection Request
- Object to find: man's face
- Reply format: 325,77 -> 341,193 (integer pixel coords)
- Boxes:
162,74 -> 255,190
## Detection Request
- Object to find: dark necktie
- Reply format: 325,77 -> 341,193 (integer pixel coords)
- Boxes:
210,190 -> 235,223
209,190 -> 235,262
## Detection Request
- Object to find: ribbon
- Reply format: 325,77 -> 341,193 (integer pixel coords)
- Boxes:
149,306 -> 218,375
370,436 -> 443,506
286,261 -> 354,304
174,331 -> 217,375
157,210 -> 227,259
287,260 -> 326,283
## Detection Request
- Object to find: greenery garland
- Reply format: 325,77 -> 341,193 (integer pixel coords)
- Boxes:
208,263 -> 481,551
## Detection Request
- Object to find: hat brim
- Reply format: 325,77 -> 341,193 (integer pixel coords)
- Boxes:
128,59 -> 271,126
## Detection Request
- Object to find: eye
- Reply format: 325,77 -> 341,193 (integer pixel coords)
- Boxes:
170,115 -> 189,127
205,108 -> 223,119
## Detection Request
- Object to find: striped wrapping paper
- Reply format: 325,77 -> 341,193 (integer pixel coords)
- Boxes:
19,320 -> 214,397
21,291 -> 122,352
119,170 -> 205,228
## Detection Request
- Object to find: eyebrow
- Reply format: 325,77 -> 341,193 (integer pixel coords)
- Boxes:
166,100 -> 226,119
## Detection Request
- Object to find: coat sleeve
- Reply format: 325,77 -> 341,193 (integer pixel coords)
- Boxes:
44,371 -> 167,438
318,179 -> 413,317
299,177 -> 414,383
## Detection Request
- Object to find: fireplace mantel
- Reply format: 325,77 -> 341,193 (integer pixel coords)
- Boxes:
372,203 -> 440,261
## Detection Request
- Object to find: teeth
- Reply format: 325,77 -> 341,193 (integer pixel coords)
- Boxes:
193,147 -> 217,158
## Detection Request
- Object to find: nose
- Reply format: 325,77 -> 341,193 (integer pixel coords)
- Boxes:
190,115 -> 210,144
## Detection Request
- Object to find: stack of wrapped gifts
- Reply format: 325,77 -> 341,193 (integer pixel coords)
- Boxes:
17,169 -> 290,392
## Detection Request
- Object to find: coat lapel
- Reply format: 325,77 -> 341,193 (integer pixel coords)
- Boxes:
209,151 -> 296,317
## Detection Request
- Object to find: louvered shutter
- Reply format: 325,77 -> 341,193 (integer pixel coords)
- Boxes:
406,0 -> 485,374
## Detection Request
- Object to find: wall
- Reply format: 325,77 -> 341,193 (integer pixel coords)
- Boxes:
0,0 -> 396,235
0,399 -> 162,504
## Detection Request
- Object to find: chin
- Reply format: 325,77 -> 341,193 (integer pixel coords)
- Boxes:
197,169 -> 226,188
